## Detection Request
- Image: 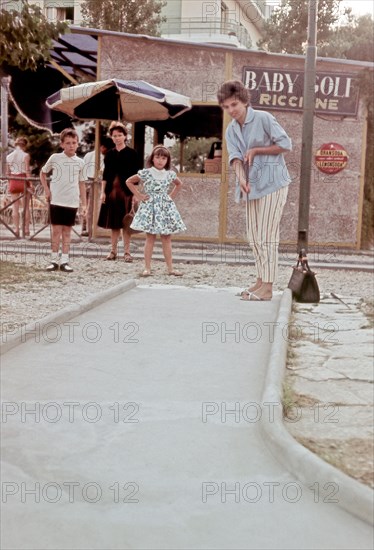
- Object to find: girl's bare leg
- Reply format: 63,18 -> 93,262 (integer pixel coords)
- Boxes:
23,192 -> 31,234
144,233 -> 156,271
12,196 -> 20,235
160,234 -> 173,272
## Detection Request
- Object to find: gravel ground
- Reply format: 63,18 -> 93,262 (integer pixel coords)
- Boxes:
1,249 -> 373,489
1,250 -> 373,331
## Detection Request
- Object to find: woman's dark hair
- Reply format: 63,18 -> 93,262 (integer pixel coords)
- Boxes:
108,121 -> 128,136
146,145 -> 171,170
217,80 -> 251,105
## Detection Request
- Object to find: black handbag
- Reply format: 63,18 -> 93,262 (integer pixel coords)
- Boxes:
288,249 -> 320,303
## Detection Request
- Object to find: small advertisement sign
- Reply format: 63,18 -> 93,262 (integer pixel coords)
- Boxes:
315,142 -> 349,174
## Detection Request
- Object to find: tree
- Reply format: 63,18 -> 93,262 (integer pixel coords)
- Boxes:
0,0 -> 67,72
81,0 -> 166,35
78,121 -> 111,155
0,1 -> 67,175
318,14 -> 374,62
171,137 -> 218,173
257,0 -> 346,54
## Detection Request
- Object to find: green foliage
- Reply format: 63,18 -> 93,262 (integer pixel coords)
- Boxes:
171,137 -> 219,173
81,0 -> 166,35
257,0 -> 344,54
9,106 -> 59,174
319,15 -> 374,62
77,122 -> 111,156
0,0 -> 67,72
258,1 -> 373,62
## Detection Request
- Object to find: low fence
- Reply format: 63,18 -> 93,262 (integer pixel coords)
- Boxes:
0,176 -> 87,241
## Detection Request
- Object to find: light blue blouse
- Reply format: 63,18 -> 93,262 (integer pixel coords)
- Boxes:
225,107 -> 292,201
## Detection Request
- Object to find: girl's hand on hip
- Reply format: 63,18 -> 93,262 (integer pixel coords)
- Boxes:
137,193 -> 149,202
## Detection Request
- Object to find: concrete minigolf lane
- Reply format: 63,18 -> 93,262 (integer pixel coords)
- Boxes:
1,285 -> 372,549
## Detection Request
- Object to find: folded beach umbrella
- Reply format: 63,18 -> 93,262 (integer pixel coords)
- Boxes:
46,78 -> 192,122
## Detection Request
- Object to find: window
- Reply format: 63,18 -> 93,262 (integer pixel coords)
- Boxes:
142,105 -> 223,174
56,6 -> 74,22
45,7 -> 56,21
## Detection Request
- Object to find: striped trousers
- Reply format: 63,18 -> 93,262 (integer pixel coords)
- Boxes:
245,186 -> 288,283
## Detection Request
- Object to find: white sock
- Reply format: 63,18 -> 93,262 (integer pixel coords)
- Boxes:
50,252 -> 59,263
61,254 -> 69,264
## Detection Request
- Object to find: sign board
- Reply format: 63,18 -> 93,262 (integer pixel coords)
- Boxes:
243,68 -> 359,117
315,142 -> 348,174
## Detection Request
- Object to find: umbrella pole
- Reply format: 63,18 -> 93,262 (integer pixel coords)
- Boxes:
90,121 -> 101,240
117,95 -> 121,121
179,138 -> 185,172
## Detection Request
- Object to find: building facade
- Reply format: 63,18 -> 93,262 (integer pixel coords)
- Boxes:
91,28 -> 370,249
4,0 -> 274,49
160,0 -> 274,49
4,0 -> 83,23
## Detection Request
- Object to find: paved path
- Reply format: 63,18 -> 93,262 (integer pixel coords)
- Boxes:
1,285 -> 373,549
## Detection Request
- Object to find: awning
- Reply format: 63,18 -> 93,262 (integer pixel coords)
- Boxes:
7,29 -> 99,133
7,27 -> 222,138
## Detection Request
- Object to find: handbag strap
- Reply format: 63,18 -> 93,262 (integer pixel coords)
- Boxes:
297,249 -> 312,272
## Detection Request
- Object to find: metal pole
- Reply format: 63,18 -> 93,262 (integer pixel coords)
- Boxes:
297,0 -> 318,253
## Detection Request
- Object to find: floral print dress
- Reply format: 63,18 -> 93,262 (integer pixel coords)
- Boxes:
130,167 -> 186,235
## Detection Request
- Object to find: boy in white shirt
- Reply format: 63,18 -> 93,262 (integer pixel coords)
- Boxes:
40,128 -> 87,272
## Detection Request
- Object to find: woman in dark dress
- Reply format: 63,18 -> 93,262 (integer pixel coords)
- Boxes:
98,122 -> 140,261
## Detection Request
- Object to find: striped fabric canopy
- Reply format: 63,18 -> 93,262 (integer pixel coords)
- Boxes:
46,79 -> 192,122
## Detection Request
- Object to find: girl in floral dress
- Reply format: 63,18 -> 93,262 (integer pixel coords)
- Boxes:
126,145 -> 186,277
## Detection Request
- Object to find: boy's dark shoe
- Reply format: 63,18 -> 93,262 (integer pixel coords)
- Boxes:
46,262 -> 59,272
60,263 -> 74,273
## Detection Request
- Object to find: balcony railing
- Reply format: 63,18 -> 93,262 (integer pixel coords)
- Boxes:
161,17 -> 253,49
